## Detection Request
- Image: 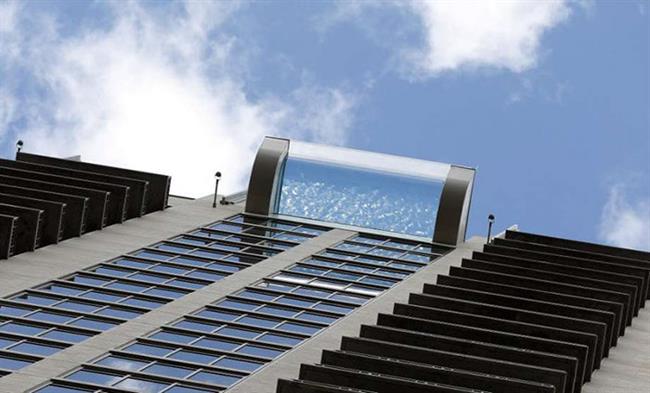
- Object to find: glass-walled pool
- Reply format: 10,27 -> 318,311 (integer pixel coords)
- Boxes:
276,141 -> 450,238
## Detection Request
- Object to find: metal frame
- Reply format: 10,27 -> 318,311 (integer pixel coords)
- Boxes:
433,165 -> 476,245
245,137 -> 289,216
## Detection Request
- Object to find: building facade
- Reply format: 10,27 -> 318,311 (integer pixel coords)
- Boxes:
0,137 -> 648,393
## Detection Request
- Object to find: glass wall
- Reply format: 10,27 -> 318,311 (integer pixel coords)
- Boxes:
277,141 -> 450,238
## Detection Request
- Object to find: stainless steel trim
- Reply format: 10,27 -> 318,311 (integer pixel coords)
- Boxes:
244,137 -> 290,215
432,165 -> 476,245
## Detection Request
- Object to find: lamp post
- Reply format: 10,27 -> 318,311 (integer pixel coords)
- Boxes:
487,214 -> 495,243
212,172 -> 222,208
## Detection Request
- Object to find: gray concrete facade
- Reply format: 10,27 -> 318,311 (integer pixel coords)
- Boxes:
0,209 -> 353,392
227,236 -> 485,393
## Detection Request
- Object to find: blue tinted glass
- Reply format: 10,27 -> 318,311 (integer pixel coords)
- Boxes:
169,350 -> 219,365
80,291 -> 124,303
275,297 -> 315,308
237,290 -> 276,302
360,277 -> 396,287
121,298 -> 165,309
214,357 -> 263,372
217,299 -> 259,311
13,293 -> 58,306
56,301 -> 100,313
10,342 -> 63,356
187,271 -> 225,282
149,331 -> 196,344
194,338 -> 239,351
206,262 -> 240,273
144,288 -> 187,299
70,275 -> 110,286
223,255 -> 261,264
173,320 -> 220,333
402,253 -> 431,263
143,363 -> 194,378
129,273 -> 167,284
165,386 -> 213,393
67,369 -> 122,385
70,318 -> 117,331
134,250 -> 172,261
28,311 -> 74,324
114,377 -> 170,392
237,316 -> 278,329
0,305 -> 31,317
209,223 -> 244,232
329,293 -> 367,304
257,306 -> 298,318
150,264 -> 190,275
279,156 -> 446,237
167,279 -> 204,290
169,257 -> 209,267
96,355 -> 149,371
155,243 -> 193,253
209,242 -> 244,252
106,282 -> 149,292
257,333 -> 302,346
191,250 -> 227,260
94,266 -> 131,277
313,303 -> 353,314
97,307 -> 141,319
0,337 -> 17,348
173,236 -> 211,246
191,230 -> 228,239
217,327 -> 259,339
35,385 -> 92,393
236,344 -> 283,359
277,322 -> 320,335
113,258 -> 154,269
41,330 -> 92,343
123,343 -> 174,357
0,355 -> 32,370
190,371 -> 240,387
0,322 -> 46,336
195,309 -> 241,321
296,312 -> 338,324
43,285 -> 85,296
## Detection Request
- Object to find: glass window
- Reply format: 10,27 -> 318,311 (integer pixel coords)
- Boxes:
223,255 -> 261,264
94,266 -> 131,277
0,354 -> 32,370
41,330 -> 92,343
0,322 -> 46,336
257,333 -> 302,346
129,273 -> 167,284
169,350 -> 219,365
114,377 -> 170,393
96,355 -> 149,371
42,285 -> 85,296
257,306 -> 298,318
277,141 -> 449,237
150,264 -> 190,275
70,318 -> 117,331
114,258 -> 154,269
173,236 -> 212,246
171,256 -> 210,267
167,279 -> 204,290
27,311 -> 75,324
0,337 -> 17,348
34,385 -> 93,393
143,363 -> 194,378
236,290 -> 276,302
69,275 -> 110,286
121,298 -> 165,309
194,338 -> 240,352
80,291 -> 124,303
144,288 -> 187,299
313,303 -> 354,314
214,357 -> 263,372
106,281 -> 149,293
275,297 -> 315,308
216,327 -> 259,340
173,320 -> 220,333
217,299 -> 259,311
13,293 -> 58,306
97,307 -> 141,320
209,223 -> 244,232
195,309 -> 241,322
187,271 -> 225,282
190,371 -> 241,387
236,344 -> 283,359
133,250 -> 173,261
165,386 -> 214,393
277,322 -> 320,335
206,262 -> 240,273
9,342 -> 63,356
329,293 -> 367,305
67,369 -> 122,385
237,316 -> 279,329
402,253 -> 432,263
56,301 -> 100,313
149,330 -> 197,344
296,312 -> 338,324
0,305 -> 31,317
123,342 -> 174,357
154,243 -> 194,254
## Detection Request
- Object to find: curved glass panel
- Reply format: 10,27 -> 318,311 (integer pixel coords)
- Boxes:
276,141 -> 450,238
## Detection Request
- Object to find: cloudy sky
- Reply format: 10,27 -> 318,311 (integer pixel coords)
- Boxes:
0,0 -> 648,250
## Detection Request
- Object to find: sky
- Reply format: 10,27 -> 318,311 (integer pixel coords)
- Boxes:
0,0 -> 648,250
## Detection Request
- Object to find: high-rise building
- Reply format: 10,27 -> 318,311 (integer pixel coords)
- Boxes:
0,137 -> 647,393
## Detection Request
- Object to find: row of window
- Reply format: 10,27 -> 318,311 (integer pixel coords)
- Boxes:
39,232 -> 448,392
1,214 -> 326,378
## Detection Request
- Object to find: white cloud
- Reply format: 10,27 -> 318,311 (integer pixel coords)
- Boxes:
599,184 -> 650,251
404,0 -> 571,77
1,1 -> 356,197
320,0 -> 572,79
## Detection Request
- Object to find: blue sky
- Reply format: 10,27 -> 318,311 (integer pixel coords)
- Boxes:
0,0 -> 648,249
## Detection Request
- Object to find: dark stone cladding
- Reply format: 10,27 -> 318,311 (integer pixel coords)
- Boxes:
277,230 -> 650,393
0,152 -> 171,259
